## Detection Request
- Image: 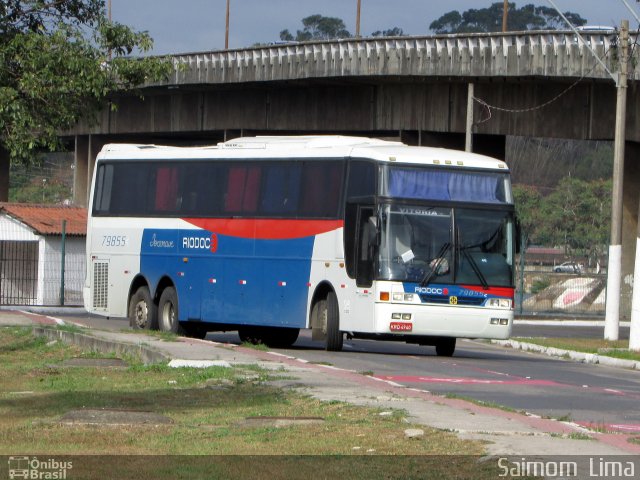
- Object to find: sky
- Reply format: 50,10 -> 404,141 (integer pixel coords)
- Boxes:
110,1 -> 640,55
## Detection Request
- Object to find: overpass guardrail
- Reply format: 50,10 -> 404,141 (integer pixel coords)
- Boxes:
161,30 -> 640,86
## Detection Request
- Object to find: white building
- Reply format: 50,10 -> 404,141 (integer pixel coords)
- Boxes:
0,203 -> 87,306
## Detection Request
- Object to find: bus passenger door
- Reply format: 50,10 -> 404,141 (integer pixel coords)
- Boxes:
178,230 -> 213,321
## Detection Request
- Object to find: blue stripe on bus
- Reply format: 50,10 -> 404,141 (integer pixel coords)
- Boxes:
141,229 -> 314,327
405,283 -> 514,305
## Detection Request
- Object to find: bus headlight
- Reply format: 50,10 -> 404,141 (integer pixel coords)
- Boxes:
393,293 -> 415,302
487,298 -> 512,309
490,318 -> 510,325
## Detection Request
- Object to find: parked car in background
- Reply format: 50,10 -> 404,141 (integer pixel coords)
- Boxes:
554,262 -> 582,274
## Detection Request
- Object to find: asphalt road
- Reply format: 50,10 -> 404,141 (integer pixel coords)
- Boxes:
58,313 -> 640,433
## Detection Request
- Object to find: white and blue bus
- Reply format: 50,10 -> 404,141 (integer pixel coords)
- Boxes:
85,136 -> 516,356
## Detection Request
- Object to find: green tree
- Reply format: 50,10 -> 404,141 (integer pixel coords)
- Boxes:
512,184 -> 543,246
0,0 -> 170,165
429,2 -> 586,34
371,27 -> 404,37
536,177 -> 611,261
280,14 -> 351,41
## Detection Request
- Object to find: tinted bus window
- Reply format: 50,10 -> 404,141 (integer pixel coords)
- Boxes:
93,159 -> 345,219
347,161 -> 377,199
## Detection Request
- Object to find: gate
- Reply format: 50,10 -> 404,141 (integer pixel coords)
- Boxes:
0,241 -> 39,305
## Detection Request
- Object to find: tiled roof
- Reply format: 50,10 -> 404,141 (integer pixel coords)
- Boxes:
0,203 -> 87,236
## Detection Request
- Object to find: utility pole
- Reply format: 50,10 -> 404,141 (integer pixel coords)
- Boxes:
465,83 -> 474,152
225,0 -> 230,49
502,0 -> 509,32
355,0 -> 362,37
605,19 -> 629,341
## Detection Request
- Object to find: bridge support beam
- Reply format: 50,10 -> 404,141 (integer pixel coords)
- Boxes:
73,135 -> 109,207
73,135 -> 89,207
0,146 -> 9,202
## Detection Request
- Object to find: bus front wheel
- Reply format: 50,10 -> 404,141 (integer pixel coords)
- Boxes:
435,338 -> 456,357
158,287 -> 184,334
128,286 -> 157,330
325,291 -> 343,352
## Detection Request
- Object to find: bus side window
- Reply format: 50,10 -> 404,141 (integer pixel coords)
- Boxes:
225,166 -> 261,214
300,161 -> 343,218
346,161 -> 376,199
93,164 -> 113,213
260,163 -> 302,215
155,166 -> 179,212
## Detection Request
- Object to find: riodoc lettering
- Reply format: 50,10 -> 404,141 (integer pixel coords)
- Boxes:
183,236 -> 210,250
414,286 -> 449,295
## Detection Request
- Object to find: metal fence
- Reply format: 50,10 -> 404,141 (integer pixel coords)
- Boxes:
0,241 -> 39,305
0,237 -> 85,307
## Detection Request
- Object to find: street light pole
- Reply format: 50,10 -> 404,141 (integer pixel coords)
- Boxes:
356,0 -> 362,37
547,0 -> 629,342
605,19 -> 629,341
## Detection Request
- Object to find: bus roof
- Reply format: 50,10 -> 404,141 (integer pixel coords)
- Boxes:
98,136 -> 509,171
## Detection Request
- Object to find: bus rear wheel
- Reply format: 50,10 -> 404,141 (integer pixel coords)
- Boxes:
128,286 -> 157,330
435,338 -> 456,357
158,287 -> 184,334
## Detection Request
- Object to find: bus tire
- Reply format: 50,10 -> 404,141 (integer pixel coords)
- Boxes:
128,286 -> 157,330
435,338 -> 456,357
158,287 -> 184,334
325,291 -> 343,352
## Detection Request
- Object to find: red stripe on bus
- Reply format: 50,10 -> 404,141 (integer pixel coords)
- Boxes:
461,286 -> 515,298
183,218 -> 344,240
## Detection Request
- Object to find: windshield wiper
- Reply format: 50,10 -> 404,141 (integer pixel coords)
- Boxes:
460,245 -> 489,290
420,242 -> 450,287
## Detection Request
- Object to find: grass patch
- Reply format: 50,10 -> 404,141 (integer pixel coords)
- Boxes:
0,327 -> 521,478
512,337 -> 640,362
240,341 -> 269,351
54,323 -> 86,334
629,437 -> 640,445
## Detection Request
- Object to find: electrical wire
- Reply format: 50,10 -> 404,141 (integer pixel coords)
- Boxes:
472,40 -> 616,125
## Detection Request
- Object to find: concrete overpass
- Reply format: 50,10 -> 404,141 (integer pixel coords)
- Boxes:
4,30 -> 640,313
66,30 -> 640,199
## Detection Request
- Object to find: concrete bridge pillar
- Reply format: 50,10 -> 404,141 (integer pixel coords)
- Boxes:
73,135 -> 89,207
0,146 -> 9,202
73,135 -> 109,207
621,141 -> 640,320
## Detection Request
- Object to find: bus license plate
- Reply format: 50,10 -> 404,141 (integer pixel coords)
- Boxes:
390,322 -> 412,332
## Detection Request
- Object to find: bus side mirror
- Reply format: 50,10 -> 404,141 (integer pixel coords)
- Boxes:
355,208 -> 376,288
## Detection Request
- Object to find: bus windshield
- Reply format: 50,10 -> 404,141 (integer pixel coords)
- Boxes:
384,165 -> 511,204
377,204 -> 514,287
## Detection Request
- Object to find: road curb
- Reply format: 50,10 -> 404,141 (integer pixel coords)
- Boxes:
33,326 -> 169,365
493,339 -> 640,370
